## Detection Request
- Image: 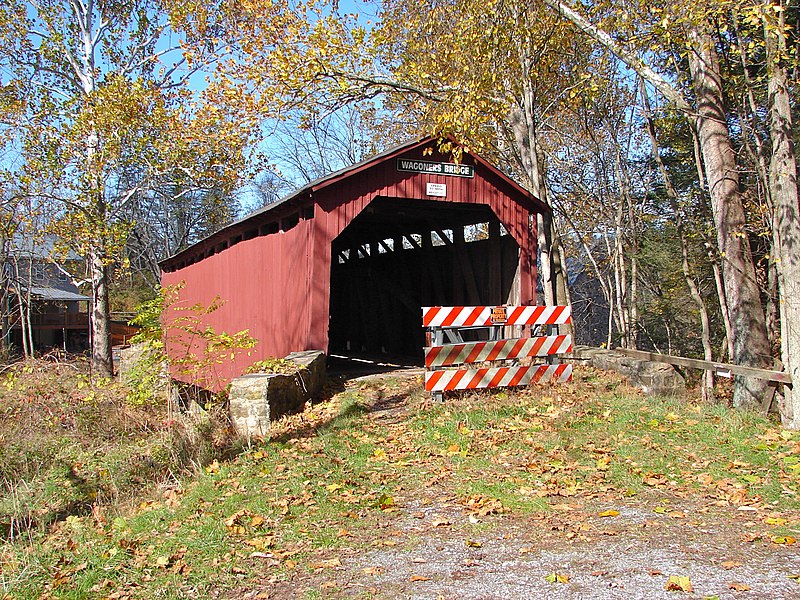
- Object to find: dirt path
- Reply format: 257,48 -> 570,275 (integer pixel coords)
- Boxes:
257,491 -> 800,599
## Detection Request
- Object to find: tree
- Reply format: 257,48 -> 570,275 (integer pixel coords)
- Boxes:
0,0 -> 259,376
540,0 -> 795,414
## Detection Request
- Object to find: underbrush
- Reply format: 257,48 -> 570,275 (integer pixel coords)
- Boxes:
0,357 -> 236,540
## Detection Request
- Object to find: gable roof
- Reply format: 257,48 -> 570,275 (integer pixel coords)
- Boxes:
161,136 -> 547,270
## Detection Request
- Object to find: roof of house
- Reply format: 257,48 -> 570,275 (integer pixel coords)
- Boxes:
29,286 -> 90,302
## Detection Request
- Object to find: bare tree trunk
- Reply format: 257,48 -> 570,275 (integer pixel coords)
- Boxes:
614,142 -> 639,350
642,81 -> 715,401
764,2 -> 800,427
12,257 -> 33,358
557,242 -> 572,308
559,208 -> 614,346
90,249 -> 113,377
610,203 -> 629,348
510,84 -> 568,312
687,28 -> 772,409
689,122 -> 734,359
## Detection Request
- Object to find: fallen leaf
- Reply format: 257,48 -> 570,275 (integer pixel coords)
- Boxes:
728,582 -> 750,591
721,560 -> 742,570
544,572 -> 570,584
308,558 -> 342,570
764,517 -> 787,526
362,566 -> 383,575
375,493 -> 394,510
772,536 -> 796,545
465,539 -> 482,548
410,575 -> 431,582
250,515 -> 265,528
598,509 -> 620,518
665,575 -> 693,592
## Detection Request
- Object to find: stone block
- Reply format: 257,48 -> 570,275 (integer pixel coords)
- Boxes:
573,345 -> 686,398
229,350 -> 326,440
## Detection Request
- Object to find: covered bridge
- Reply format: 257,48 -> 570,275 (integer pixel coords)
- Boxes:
160,137 -> 548,389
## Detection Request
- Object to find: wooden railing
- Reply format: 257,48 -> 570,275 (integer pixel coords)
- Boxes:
28,313 -> 89,328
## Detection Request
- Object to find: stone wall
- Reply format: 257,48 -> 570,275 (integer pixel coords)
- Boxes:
572,345 -> 686,397
228,350 -> 327,440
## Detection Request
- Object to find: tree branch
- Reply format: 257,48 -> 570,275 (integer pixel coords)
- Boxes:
542,0 -> 691,113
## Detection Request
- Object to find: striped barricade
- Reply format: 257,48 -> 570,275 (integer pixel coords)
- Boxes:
422,304 -> 571,329
422,305 -> 573,396
425,363 -> 572,392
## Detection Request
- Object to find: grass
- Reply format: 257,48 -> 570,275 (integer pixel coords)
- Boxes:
1,366 -> 800,598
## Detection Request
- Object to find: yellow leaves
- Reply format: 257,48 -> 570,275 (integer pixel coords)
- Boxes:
465,539 -> 482,548
665,575 -> 693,592
544,572 -> 570,584
598,509 -> 619,518
223,509 -> 270,536
446,443 -> 466,456
462,494 -> 505,517
595,455 -> 611,471
409,575 -> 431,582
244,536 -> 274,551
154,555 -> 170,568
771,535 -> 796,545
250,514 -> 266,528
456,421 -> 472,436
377,493 -> 394,511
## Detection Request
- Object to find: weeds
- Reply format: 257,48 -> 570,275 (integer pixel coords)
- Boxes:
0,358 -> 236,544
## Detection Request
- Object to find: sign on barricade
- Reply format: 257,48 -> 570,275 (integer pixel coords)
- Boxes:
422,305 -> 573,399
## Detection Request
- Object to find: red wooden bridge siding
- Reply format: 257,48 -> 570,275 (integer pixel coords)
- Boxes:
161,137 -> 547,391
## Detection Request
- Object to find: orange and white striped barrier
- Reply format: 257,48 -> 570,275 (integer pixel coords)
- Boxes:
424,334 -> 572,368
425,363 -> 572,392
422,304 -> 573,398
422,305 -> 571,328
